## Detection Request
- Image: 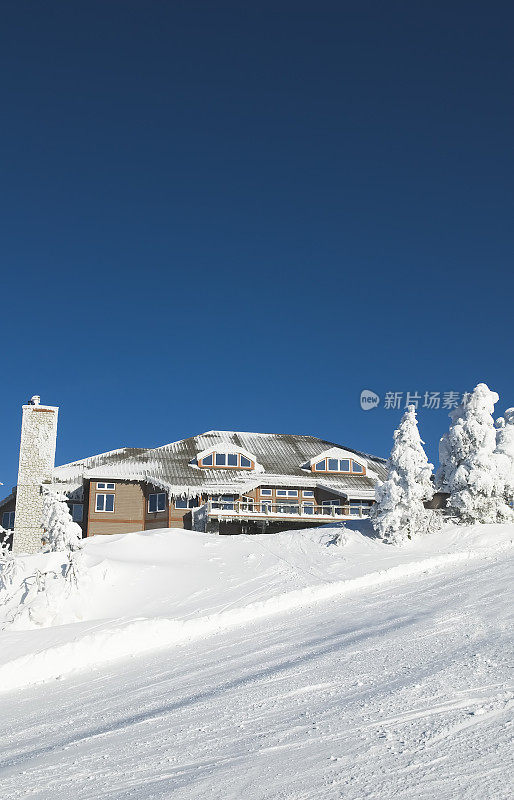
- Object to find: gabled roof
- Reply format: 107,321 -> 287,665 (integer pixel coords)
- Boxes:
82,430 -> 387,499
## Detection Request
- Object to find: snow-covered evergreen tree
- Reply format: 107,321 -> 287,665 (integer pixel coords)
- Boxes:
0,526 -> 17,593
371,404 -> 436,545
42,491 -> 83,553
441,383 -> 513,523
435,399 -> 467,492
495,408 -> 514,506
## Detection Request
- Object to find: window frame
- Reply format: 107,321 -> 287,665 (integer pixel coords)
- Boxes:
2,511 -> 15,529
311,458 -> 365,475
175,497 -> 199,510
148,492 -> 167,513
199,452 -> 254,470
302,490 -> 314,498
322,499 -> 342,515
97,482 -> 115,490
260,488 -> 273,497
95,493 -> 115,513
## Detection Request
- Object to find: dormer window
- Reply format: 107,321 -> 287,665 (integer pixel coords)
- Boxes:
199,451 -> 254,470
313,458 -> 366,475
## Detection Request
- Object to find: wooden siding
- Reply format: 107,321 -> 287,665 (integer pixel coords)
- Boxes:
87,480 -> 144,536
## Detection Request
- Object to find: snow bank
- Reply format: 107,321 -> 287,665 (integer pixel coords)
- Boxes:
0,524 -> 511,692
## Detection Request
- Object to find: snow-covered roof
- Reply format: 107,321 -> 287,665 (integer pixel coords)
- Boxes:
194,442 -> 264,472
51,447 -> 148,494
81,430 -> 386,498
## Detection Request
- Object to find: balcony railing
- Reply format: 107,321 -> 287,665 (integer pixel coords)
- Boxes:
206,499 -> 371,520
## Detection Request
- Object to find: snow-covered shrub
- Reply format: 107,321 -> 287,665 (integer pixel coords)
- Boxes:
42,490 -> 83,552
371,405 -> 436,545
440,384 -> 513,524
495,408 -> 514,506
0,492 -> 90,629
328,525 -> 348,547
0,526 -> 17,593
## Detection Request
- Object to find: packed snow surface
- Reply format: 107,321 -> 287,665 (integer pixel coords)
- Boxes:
0,522 -> 512,798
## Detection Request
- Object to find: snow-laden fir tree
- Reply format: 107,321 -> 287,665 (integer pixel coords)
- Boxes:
439,383 -> 513,523
0,526 -> 17,593
42,490 -> 87,592
495,407 -> 514,506
371,404 -> 435,544
435,399 -> 467,492
42,490 -> 83,553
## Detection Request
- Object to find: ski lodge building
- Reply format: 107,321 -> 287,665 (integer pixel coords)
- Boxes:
1,399 -> 387,550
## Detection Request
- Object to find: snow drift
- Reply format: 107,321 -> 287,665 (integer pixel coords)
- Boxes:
0,522 -> 512,692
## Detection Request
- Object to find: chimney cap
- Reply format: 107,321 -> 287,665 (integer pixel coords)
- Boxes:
28,395 -> 41,406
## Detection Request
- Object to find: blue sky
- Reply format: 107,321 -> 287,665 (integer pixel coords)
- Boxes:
1,1 -> 513,491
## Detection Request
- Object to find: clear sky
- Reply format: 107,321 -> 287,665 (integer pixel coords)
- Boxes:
1,1 -> 513,492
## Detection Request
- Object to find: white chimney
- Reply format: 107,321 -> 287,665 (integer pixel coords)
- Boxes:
12,399 -> 59,554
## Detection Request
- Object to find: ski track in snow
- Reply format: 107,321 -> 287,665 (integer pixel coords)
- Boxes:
0,551 -> 512,799
0,538 -> 511,692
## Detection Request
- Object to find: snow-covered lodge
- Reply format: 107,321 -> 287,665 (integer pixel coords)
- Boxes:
1,408 -> 387,542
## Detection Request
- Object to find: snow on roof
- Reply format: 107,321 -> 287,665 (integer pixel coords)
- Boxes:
83,431 -> 386,497
308,447 -> 366,466
52,447 -> 148,493
194,441 -> 264,471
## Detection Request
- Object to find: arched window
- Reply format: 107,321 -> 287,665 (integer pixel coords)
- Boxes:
199,452 -> 254,470
312,458 -> 366,475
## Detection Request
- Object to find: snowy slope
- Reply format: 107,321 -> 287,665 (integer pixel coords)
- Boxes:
0,522 -> 512,692
0,526 -> 512,799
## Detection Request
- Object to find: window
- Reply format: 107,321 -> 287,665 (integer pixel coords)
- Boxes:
277,502 -> 299,514
72,504 -> 83,522
322,500 -> 342,515
260,488 -> 272,496
97,482 -> 115,490
276,489 -> 298,497
303,502 -> 314,514
302,490 -> 314,498
350,502 -> 372,515
200,452 -> 254,469
96,493 -> 114,512
312,458 -> 363,474
211,495 -> 235,510
148,492 -> 166,513
175,497 -> 199,509
2,511 -> 15,529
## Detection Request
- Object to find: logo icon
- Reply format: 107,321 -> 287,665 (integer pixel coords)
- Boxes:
360,389 -> 380,410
